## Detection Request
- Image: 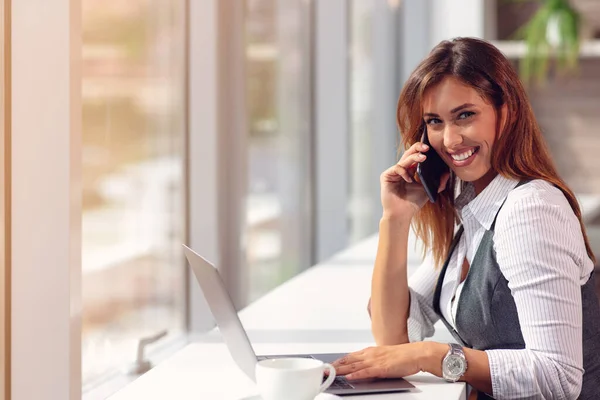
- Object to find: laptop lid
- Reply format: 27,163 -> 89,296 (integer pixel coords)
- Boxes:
183,245 -> 258,382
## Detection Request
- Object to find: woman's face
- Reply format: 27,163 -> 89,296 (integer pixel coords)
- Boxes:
422,76 -> 503,191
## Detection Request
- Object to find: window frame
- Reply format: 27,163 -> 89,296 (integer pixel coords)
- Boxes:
314,0 -> 350,262
347,0 -> 404,244
187,0 -> 246,326
1,0 -> 9,397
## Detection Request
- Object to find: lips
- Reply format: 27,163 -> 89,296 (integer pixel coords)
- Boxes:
447,146 -> 480,167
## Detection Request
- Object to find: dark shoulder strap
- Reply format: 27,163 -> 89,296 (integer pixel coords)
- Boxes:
432,179 -> 529,314
433,226 -> 464,315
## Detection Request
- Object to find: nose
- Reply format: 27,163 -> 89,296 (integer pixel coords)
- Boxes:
443,125 -> 463,150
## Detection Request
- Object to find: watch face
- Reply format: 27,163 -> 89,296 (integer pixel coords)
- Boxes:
443,355 -> 466,377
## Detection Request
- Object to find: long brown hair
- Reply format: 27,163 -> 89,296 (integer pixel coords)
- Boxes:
397,37 -> 596,267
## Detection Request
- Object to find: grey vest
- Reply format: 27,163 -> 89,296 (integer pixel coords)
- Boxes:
433,182 -> 600,399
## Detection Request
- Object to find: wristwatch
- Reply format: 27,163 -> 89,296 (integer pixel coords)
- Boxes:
442,343 -> 467,382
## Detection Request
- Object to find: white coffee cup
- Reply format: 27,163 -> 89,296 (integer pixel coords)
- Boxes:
255,357 -> 336,400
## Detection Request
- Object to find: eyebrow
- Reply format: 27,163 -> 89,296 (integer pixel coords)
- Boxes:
423,103 -> 476,117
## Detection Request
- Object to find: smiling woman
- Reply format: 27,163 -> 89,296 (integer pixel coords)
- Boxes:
421,78 -> 500,192
358,37 -> 600,400
398,38 -> 595,269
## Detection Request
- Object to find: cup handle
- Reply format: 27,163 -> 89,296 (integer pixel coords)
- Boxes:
320,363 -> 337,393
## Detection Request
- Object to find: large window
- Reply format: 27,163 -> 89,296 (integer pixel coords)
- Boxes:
242,0 -> 313,304
81,0 -> 187,388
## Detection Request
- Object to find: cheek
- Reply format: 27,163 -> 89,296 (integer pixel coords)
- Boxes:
481,131 -> 496,152
427,133 -> 444,153
478,117 -> 498,147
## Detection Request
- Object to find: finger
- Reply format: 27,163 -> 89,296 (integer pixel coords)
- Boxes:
382,164 -> 412,183
405,162 -> 418,179
404,141 -> 429,157
394,155 -> 426,182
331,355 -> 348,368
332,348 -> 369,368
335,361 -> 366,377
392,165 -> 413,183
346,367 -> 382,381
395,143 -> 428,174
332,352 -> 359,368
397,152 -> 426,170
438,171 -> 450,193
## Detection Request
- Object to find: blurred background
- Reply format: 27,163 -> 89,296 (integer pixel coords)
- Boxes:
79,0 -> 600,394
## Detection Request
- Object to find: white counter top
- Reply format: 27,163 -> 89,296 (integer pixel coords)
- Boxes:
108,231 -> 465,400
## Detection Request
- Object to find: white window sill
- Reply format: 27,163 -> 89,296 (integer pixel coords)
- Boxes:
83,334 -> 191,400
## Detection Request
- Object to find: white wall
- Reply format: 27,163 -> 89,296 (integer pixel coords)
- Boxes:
187,0 -> 220,332
400,0 -> 496,87
11,0 -> 81,399
0,0 -> 7,396
430,0 -> 486,46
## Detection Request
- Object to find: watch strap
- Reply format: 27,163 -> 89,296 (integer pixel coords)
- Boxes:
449,342 -> 465,357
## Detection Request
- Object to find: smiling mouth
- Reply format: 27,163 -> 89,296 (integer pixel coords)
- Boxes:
448,146 -> 480,162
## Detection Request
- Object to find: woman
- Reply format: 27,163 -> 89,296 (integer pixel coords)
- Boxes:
332,37 -> 600,399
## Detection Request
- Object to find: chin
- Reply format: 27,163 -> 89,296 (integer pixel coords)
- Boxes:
453,167 -> 492,183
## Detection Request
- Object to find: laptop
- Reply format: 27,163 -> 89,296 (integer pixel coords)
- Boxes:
183,245 -> 416,396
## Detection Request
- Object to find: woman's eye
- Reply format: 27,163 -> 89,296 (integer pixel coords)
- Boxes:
458,111 -> 475,120
425,118 -> 441,125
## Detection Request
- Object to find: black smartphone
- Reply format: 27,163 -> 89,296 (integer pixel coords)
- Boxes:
416,126 -> 449,203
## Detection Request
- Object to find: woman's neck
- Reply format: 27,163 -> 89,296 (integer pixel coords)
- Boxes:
473,169 -> 498,195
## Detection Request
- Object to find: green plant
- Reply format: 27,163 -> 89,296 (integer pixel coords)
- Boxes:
515,0 -> 581,84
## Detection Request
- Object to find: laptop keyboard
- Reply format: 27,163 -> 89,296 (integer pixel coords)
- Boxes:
324,376 -> 355,390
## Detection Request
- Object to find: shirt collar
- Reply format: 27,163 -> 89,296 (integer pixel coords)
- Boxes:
455,174 -> 519,230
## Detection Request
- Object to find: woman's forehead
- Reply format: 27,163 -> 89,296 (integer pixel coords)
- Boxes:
422,77 -> 489,113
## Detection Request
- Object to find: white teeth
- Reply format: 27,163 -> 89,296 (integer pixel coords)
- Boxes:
451,148 -> 475,161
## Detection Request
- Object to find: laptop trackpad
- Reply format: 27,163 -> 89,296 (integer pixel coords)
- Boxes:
351,377 -> 414,390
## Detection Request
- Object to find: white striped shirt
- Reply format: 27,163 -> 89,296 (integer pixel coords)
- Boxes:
406,174 -> 594,399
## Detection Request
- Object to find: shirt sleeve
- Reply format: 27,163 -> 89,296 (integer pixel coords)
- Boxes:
487,189 -> 589,399
406,254 -> 442,342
